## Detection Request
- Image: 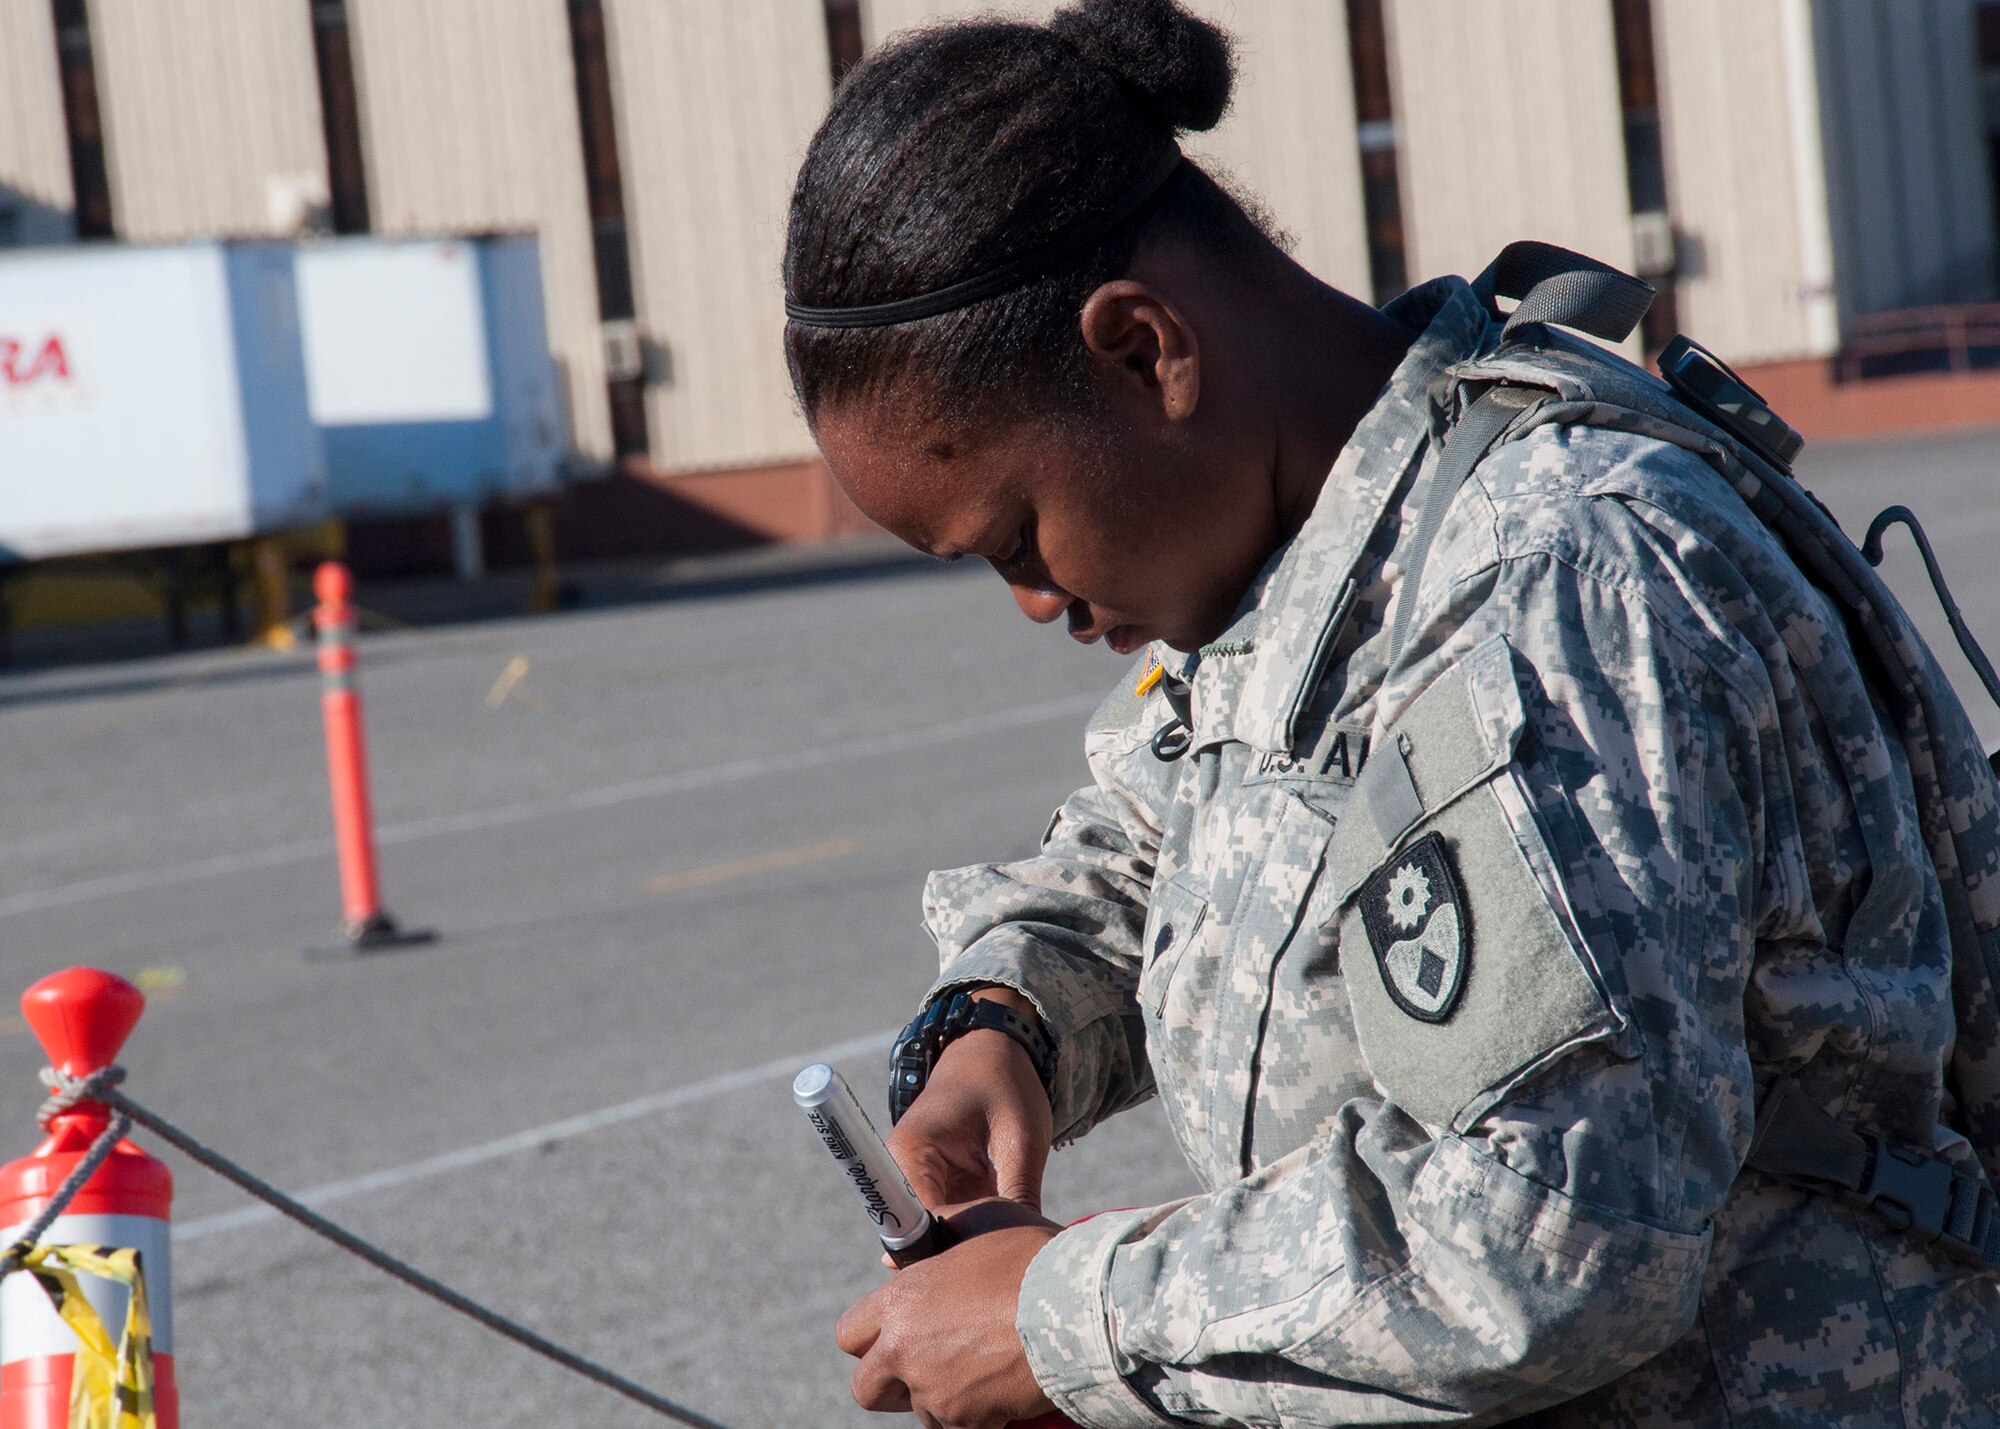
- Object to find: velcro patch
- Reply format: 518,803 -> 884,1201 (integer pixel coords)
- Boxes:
1320,640 -> 1623,1132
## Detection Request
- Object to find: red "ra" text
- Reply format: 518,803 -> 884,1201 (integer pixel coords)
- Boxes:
0,335 -> 71,386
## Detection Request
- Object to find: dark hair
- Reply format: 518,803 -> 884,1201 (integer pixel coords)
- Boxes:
783,0 -> 1279,426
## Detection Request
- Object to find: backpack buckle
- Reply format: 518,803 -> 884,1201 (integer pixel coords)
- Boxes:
1847,1135 -> 1996,1258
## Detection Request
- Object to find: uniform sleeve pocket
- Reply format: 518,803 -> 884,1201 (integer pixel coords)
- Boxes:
1321,637 -> 1626,1134
1140,875 -> 1210,1018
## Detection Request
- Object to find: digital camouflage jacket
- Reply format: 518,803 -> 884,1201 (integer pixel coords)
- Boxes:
918,277 -> 2000,1427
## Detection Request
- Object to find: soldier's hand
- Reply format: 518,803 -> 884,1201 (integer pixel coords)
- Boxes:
887,989 -> 1055,1212
838,1209 -> 1060,1429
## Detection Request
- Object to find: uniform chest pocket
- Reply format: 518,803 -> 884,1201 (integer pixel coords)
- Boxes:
1141,875 -> 1211,1017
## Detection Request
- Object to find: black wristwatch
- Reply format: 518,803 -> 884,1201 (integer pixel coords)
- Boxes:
888,989 -> 1057,1125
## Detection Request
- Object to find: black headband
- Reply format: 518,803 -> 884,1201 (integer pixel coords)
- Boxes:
784,145 -> 1185,330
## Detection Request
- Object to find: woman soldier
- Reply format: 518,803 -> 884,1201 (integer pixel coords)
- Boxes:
784,2 -> 2000,1426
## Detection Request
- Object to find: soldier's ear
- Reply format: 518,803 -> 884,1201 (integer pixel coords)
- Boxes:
1079,280 -> 1200,425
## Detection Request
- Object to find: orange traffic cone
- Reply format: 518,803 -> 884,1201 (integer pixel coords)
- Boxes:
0,969 -> 177,1428
307,562 -> 436,958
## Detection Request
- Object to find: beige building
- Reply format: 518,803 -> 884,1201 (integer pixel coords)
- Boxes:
2,0 -> 1997,531
0,0 -> 77,248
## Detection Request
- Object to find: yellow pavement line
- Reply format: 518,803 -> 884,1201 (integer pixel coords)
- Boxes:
644,835 -> 860,895
485,654 -> 531,709
2,691 -> 1100,921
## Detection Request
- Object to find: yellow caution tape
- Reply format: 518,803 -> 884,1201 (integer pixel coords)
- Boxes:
1134,657 -> 1164,697
22,1243 -> 157,1429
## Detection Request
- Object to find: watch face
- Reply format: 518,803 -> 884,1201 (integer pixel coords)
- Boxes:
891,992 -> 1056,1124
889,996 -> 958,1122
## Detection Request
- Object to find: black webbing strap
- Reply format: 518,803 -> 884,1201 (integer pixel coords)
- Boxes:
1747,1080 -> 2000,1268
1471,240 -> 1656,344
1384,386 -> 1535,669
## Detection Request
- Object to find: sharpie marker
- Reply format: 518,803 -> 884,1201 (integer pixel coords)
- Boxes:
794,1062 -> 956,1267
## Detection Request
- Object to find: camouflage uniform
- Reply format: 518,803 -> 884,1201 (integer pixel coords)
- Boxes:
918,277 -> 2000,1426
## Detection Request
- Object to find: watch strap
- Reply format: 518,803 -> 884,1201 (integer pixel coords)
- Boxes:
954,997 -> 1057,1096
888,989 -> 1056,1124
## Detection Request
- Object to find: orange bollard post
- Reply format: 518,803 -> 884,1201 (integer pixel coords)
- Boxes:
0,968 -> 178,1429
308,562 -> 436,958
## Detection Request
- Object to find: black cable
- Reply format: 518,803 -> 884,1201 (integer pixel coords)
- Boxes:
1861,506 -> 2000,714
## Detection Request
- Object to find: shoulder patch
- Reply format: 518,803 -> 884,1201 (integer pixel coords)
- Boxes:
1358,831 -> 1467,1022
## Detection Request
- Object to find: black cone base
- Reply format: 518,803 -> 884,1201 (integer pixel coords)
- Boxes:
305,911 -> 439,961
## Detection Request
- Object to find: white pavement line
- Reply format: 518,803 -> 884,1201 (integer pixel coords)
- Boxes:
0,839 -> 333,919
173,1027 -> 898,1242
0,690 -> 1101,920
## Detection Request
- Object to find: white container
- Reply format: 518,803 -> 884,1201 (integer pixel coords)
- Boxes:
295,236 -> 566,516
0,242 -> 327,561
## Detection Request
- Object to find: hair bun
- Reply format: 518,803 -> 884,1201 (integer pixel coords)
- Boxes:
1049,0 -> 1234,135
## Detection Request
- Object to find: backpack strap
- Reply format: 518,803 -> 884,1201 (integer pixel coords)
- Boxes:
1385,244 -> 1657,668
1472,240 -> 1657,345
1748,1079 -> 2000,1269
1383,385 -> 1535,669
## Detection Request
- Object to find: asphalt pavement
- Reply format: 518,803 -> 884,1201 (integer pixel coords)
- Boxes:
0,541 -> 1200,1428
0,423 -> 1994,1427
1798,425 -> 2000,749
